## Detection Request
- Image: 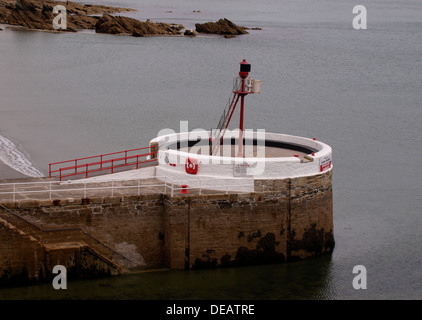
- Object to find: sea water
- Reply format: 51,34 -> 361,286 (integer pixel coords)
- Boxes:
0,0 -> 421,299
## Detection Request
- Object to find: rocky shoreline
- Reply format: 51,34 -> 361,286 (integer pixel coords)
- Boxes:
195,18 -> 248,38
0,0 -> 253,37
0,0 -> 137,32
95,14 -> 184,37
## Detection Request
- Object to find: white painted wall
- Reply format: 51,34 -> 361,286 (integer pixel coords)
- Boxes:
149,131 -> 332,192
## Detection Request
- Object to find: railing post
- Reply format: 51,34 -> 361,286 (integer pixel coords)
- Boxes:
86,164 -> 88,178
84,182 -> 87,198
125,151 -> 127,165
136,155 -> 139,169
75,159 -> 77,174
59,168 -> 62,182
100,155 -> 103,170
111,180 -> 114,197
111,160 -> 114,174
49,164 -> 52,178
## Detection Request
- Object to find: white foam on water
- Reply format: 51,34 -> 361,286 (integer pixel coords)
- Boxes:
0,134 -> 44,178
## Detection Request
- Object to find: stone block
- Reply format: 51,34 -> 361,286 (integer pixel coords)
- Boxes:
18,200 -> 41,209
103,196 -> 122,204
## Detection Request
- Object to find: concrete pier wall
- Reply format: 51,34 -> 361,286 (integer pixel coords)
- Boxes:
0,170 -> 333,284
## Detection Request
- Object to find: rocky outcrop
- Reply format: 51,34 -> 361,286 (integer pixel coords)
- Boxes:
183,29 -> 197,36
0,2 -> 252,39
195,18 -> 248,36
0,0 -> 136,31
95,14 -> 184,37
7,1 -> 67,31
0,1 -> 184,36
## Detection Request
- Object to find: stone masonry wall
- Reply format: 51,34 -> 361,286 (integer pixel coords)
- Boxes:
165,170 -> 334,269
0,217 -> 46,284
0,170 -> 333,283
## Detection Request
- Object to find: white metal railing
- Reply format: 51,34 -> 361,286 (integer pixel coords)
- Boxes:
0,176 -> 254,202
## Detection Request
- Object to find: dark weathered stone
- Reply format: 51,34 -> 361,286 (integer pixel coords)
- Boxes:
0,0 -> 136,32
195,18 -> 248,36
95,13 -> 183,37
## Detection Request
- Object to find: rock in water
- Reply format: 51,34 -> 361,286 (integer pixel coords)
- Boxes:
7,0 -> 55,31
95,14 -> 126,34
95,14 -> 183,37
195,18 -> 248,36
184,29 -> 197,36
0,0 -> 137,32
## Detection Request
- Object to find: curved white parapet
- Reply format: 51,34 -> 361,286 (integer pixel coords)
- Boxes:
149,131 -> 332,192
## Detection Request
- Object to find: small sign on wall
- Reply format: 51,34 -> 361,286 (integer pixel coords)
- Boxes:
234,163 -> 251,177
320,154 -> 332,172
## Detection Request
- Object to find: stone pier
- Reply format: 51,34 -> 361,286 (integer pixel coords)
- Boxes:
0,170 -> 333,284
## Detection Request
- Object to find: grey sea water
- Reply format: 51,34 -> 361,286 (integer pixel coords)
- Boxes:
0,0 -> 421,299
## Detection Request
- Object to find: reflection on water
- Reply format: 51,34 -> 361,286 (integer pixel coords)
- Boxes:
0,255 -> 335,300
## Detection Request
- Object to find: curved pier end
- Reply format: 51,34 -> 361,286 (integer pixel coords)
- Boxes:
162,169 -> 333,269
151,131 -> 334,269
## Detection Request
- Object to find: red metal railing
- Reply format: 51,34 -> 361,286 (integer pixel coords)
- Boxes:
49,146 -> 158,181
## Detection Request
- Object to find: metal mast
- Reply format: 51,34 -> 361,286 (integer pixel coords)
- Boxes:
211,60 -> 261,157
